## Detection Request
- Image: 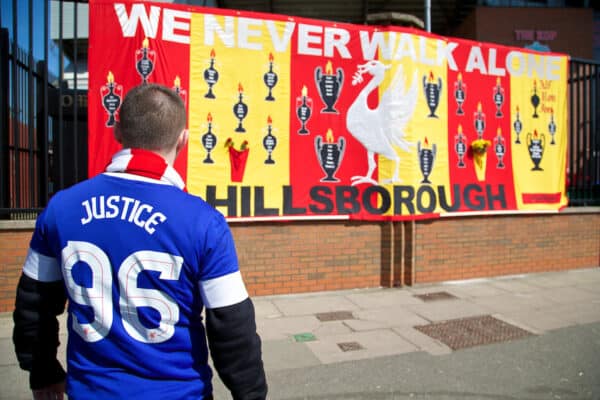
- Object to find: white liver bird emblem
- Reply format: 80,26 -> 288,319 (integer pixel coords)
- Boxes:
346,60 -> 418,186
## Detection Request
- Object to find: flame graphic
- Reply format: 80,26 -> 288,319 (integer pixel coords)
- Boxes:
458,124 -> 463,133
326,129 -> 334,142
457,72 -> 462,81
107,71 -> 114,83
207,113 -> 212,123
325,60 -> 333,75
301,85 -> 308,97
142,37 -> 149,48
477,102 -> 482,112
238,83 -> 244,93
497,127 -> 502,136
210,48 -> 215,58
429,71 -> 434,82
269,52 -> 274,62
174,76 -> 180,87
267,115 -> 272,125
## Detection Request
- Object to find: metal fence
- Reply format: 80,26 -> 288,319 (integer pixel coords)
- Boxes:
1,3 -> 599,220
568,58 -> 600,206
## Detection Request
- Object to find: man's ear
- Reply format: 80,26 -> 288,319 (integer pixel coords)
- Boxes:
113,123 -> 123,144
175,129 -> 189,155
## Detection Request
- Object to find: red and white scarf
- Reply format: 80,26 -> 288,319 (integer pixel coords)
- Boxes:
105,148 -> 186,191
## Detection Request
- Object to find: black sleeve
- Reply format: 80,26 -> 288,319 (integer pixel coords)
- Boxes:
205,297 -> 267,400
13,273 -> 67,390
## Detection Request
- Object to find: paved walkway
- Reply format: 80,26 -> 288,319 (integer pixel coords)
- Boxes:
1,267 -> 600,399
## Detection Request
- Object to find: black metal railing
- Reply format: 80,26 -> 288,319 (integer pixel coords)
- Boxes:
0,0 -> 87,220
568,58 -> 600,206
1,2 -> 599,220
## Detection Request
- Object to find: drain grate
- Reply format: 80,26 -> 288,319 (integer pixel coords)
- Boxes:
315,311 -> 355,322
414,291 -> 458,302
337,341 -> 364,352
415,315 -> 534,350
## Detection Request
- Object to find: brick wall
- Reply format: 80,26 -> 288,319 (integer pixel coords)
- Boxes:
0,227 -> 31,312
230,221 -> 383,296
413,212 -> 600,283
1,211 -> 599,313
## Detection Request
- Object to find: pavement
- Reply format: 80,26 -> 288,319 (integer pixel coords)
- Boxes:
1,267 -> 600,399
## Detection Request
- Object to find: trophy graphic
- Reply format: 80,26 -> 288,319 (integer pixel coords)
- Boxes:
474,102 -> 486,139
100,71 -> 123,127
263,53 -> 278,101
531,80 -> 540,118
263,116 -> 277,164
203,49 -> 219,99
548,109 -> 557,145
423,71 -> 442,118
526,130 -> 545,171
494,127 -> 506,169
418,137 -> 437,184
454,72 -> 467,116
513,106 -> 523,144
135,38 -> 155,84
201,113 -> 217,164
493,77 -> 505,118
233,83 -> 248,133
455,124 -> 467,168
315,61 -> 344,114
296,85 -> 313,135
172,76 -> 187,106
315,129 -> 345,182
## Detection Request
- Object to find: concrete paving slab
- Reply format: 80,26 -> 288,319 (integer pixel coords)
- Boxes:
313,321 -> 354,337
578,281 -> 600,296
0,314 -> 12,338
261,339 -> 321,371
0,364 -> 29,400
442,282 -> 510,298
537,286 -> 600,304
252,299 -> 283,319
493,310 -> 566,334
344,288 -> 423,309
353,306 -> 430,327
0,338 -> 18,366
488,278 -> 545,294
562,267 -> 600,284
550,303 -> 600,326
521,275 -> 577,289
343,318 -> 388,332
407,284 -> 453,296
257,315 -> 321,341
405,299 -> 490,322
272,295 -> 360,317
391,326 -> 452,356
304,329 -> 418,364
471,292 -> 557,314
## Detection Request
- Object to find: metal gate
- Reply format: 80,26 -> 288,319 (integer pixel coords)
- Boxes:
568,58 -> 600,206
0,0 -> 87,220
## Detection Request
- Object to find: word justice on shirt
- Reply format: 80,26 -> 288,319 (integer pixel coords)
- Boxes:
80,195 -> 166,234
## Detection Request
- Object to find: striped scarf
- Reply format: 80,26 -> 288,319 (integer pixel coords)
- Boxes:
105,148 -> 186,191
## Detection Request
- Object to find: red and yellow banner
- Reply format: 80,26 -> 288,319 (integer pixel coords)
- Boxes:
88,0 -> 569,221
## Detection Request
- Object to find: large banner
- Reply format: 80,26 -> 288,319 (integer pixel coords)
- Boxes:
88,0 -> 569,221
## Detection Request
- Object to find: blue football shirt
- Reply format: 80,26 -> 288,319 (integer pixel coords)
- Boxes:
23,171 -> 248,399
